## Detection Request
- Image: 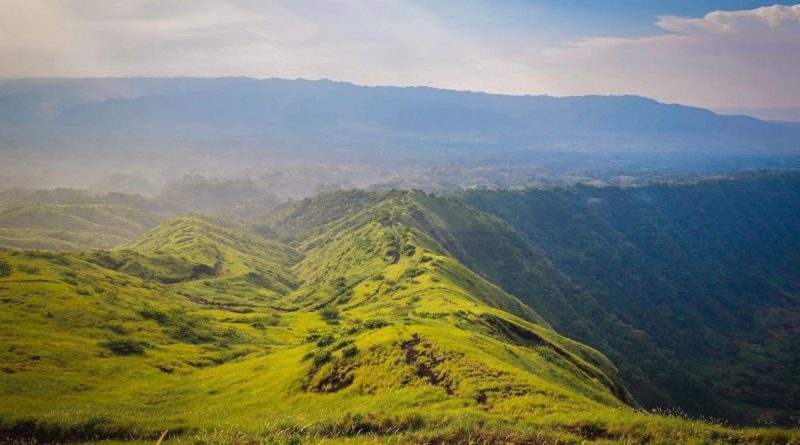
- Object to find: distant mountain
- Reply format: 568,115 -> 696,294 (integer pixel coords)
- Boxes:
2,78 -> 798,163
717,106 -> 800,123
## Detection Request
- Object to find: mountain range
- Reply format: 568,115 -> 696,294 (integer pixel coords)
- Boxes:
2,78 -> 799,164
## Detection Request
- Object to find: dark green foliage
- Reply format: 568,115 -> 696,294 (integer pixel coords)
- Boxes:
341,345 -> 358,359
16,264 -> 39,274
107,324 -> 128,336
332,340 -> 352,351
316,334 -> 335,347
332,276 -> 347,289
363,319 -> 390,329
0,260 -> 11,277
464,172 -> 800,424
319,307 -> 340,323
139,305 -> 230,344
401,267 -> 424,279
100,339 -> 149,355
311,350 -> 332,367
139,306 -> 170,324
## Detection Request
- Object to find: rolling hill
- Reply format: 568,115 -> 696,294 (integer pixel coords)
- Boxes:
0,204 -> 164,250
3,186 -> 799,443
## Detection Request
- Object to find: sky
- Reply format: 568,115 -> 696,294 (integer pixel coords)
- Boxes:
0,0 -> 799,108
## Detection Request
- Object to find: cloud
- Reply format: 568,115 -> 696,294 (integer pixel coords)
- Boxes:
529,4 -> 800,107
0,1 -> 798,108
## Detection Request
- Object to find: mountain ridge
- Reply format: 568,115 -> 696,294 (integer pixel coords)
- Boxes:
2,77 -> 797,161
2,174 -> 800,443
0,190 -> 663,444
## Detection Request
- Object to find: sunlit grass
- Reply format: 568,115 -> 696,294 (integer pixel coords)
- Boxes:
1,200 -> 799,444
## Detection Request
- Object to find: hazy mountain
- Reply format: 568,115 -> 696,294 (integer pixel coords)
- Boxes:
717,106 -> 800,123
2,78 -> 798,164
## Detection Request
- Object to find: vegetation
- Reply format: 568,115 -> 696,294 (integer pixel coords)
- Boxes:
464,172 -> 800,425
1,173 -> 799,443
0,203 -> 163,250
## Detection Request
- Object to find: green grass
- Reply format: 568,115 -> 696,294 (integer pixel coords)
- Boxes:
1,192 -> 799,444
0,204 -> 163,250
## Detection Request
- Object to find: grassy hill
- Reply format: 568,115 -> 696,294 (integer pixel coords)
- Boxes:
0,204 -> 164,250
3,190 -> 799,443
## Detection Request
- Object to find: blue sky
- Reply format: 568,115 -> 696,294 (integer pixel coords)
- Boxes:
427,1 -> 797,36
1,1 -> 799,108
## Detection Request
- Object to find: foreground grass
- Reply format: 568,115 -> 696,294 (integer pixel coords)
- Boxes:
1,207 -> 799,444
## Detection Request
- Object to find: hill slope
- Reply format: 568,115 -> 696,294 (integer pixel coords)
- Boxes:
0,202 -> 636,443
0,204 -> 163,250
464,172 -> 800,425
4,191 -> 798,443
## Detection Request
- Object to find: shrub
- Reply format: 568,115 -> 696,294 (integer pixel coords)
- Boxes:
0,260 -> 12,278
333,339 -> 353,350
401,267 -> 424,278
312,350 -> 332,367
107,324 -> 128,335
320,307 -> 340,323
140,306 -> 227,344
17,264 -> 39,274
364,319 -> 389,329
342,345 -> 359,359
100,339 -> 148,355
316,334 -> 335,347
139,306 -> 170,324
332,276 -> 347,289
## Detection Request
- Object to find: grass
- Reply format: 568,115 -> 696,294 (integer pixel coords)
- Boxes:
0,204 -> 163,250
0,194 -> 799,444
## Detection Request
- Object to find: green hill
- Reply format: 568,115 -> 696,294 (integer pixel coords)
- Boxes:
463,172 -> 800,425
0,204 -> 164,250
3,189 -> 798,444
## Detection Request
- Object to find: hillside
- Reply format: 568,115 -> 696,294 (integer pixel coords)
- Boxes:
3,190 -> 799,443
0,204 -> 164,250
463,172 -> 800,425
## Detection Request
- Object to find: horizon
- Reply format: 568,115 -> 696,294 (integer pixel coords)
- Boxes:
0,75 -> 761,116
2,1 -> 799,109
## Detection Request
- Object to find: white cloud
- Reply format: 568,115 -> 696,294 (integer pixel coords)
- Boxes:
527,4 -> 800,107
0,1 -> 798,108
